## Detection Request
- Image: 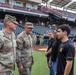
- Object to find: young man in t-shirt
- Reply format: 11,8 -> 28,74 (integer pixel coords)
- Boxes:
45,31 -> 61,75
45,32 -> 55,68
56,25 -> 75,75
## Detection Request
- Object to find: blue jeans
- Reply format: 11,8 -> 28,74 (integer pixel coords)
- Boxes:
50,58 -> 58,75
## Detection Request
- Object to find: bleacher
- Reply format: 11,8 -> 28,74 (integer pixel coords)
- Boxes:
40,6 -> 63,18
0,23 -> 4,30
0,3 -> 10,8
0,23 -> 76,46
56,10 -> 76,20
33,26 -> 54,35
0,23 -> 54,36
14,25 -> 24,36
40,6 -> 76,21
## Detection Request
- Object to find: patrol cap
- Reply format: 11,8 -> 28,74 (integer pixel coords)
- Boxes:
4,14 -> 18,25
25,22 -> 34,28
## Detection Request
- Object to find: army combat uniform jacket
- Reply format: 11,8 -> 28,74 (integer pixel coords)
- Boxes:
0,29 -> 16,75
16,31 -> 33,75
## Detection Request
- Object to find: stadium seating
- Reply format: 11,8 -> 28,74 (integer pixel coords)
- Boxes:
0,3 -> 46,15
40,6 -> 76,20
0,23 -> 4,30
14,25 -> 24,36
13,5 -> 25,11
0,3 -> 10,8
40,6 -> 63,18
33,26 -> 54,35
56,10 -> 76,20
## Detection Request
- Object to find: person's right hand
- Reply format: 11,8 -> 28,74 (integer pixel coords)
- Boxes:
18,65 -> 23,73
44,51 -> 48,56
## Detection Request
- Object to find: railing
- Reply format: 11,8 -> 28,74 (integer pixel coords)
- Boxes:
0,3 -> 10,8
0,3 -> 46,14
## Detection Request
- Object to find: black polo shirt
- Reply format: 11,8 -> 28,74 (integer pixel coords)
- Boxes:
46,38 -> 55,57
51,39 -> 61,62
57,40 -> 75,75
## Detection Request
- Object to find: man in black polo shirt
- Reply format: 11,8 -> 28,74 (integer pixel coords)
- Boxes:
45,31 -> 61,75
50,30 -> 61,75
45,32 -> 55,68
57,25 -> 75,75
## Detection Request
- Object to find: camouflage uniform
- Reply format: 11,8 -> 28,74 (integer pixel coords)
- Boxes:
0,29 -> 16,75
16,31 -> 33,75
0,14 -> 18,75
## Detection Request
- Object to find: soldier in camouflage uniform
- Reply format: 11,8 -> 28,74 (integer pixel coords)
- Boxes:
16,22 -> 34,75
0,14 -> 18,75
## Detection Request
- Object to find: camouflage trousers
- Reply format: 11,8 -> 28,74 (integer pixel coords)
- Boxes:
19,67 -> 31,75
0,63 -> 14,75
0,71 -> 14,75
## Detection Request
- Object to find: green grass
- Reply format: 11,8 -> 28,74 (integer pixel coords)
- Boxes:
14,64 -> 19,75
74,57 -> 76,74
14,51 -> 49,75
14,51 -> 76,75
31,51 -> 49,75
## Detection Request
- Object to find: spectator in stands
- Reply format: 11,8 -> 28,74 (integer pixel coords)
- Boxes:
0,14 -> 18,75
16,22 -> 34,75
56,25 -> 75,75
41,22 -> 44,26
19,20 -> 23,25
